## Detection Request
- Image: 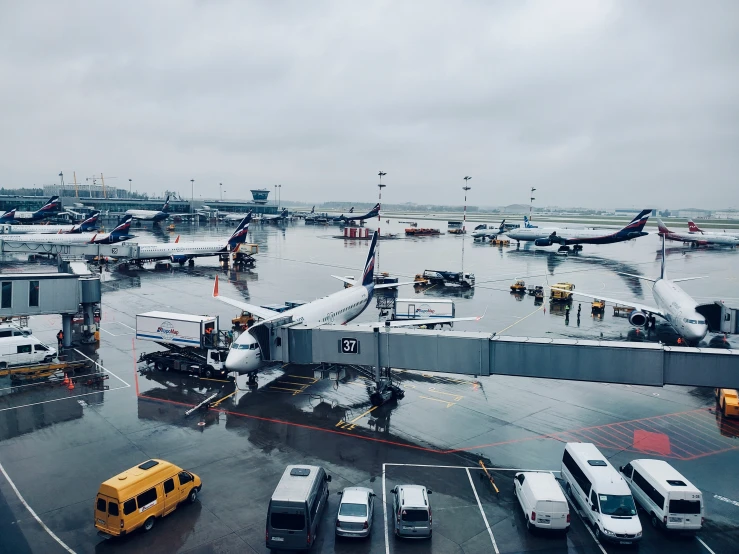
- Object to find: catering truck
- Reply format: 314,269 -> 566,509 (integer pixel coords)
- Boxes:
136,311 -> 230,379
392,299 -> 455,328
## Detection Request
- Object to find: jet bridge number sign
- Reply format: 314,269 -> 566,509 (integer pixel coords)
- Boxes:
340,338 -> 359,354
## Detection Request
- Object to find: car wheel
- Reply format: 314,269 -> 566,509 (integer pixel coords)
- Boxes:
651,513 -> 659,528
143,516 -> 155,532
205,367 -> 214,378
154,361 -> 163,371
189,488 -> 199,503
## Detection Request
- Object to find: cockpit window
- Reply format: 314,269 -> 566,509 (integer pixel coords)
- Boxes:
683,318 -> 704,324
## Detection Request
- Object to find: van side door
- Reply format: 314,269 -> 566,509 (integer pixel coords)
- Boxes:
163,477 -> 179,515
589,490 -> 600,524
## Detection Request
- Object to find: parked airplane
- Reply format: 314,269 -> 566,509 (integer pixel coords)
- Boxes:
0,209 -> 17,223
553,237 -> 709,344
262,208 -> 289,223
688,220 -> 739,239
472,220 -> 506,240
1,215 -> 134,245
339,203 -> 380,222
506,209 -> 652,251
658,218 -> 739,247
123,213 -> 252,265
12,196 -> 61,222
213,232 -> 482,374
0,211 -> 100,235
125,195 -> 170,223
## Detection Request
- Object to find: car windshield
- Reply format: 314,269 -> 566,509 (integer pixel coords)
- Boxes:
339,502 -> 367,517
599,494 -> 637,516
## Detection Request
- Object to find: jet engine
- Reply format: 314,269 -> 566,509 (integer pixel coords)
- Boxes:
534,238 -> 552,247
171,255 -> 189,265
628,310 -> 648,327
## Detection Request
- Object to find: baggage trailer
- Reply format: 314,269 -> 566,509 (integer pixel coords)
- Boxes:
392,299 -> 455,328
422,270 -> 475,288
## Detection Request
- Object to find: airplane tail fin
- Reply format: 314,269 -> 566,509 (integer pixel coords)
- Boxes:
688,220 -> 703,233
615,209 -> 652,238
111,215 -> 132,237
175,235 -> 180,243
78,211 -> 100,232
349,206 -> 354,213
499,219 -> 506,232
227,212 -> 252,248
36,196 -> 60,215
0,208 -> 16,221
361,232 -> 378,287
656,217 -> 670,235
311,206 -> 315,213
161,195 -> 171,212
281,208 -> 288,218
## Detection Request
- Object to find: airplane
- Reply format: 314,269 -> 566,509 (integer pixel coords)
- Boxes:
12,196 -> 62,222
1,215 -> 134,245
688,219 -> 739,239
505,209 -> 652,251
552,236 -> 709,345
123,213 -> 252,266
261,208 -> 289,223
0,209 -> 17,223
212,231 -> 482,375
0,211 -> 100,235
472,220 -> 506,241
125,195 -> 170,223
338,203 -> 380,223
658,218 -> 739,247
523,216 -> 537,228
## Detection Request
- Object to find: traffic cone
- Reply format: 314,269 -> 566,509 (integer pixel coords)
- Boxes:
63,374 -> 69,385
67,377 -> 75,390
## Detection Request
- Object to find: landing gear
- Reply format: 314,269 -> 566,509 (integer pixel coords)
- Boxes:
557,245 -> 571,253
188,258 -> 195,267
572,244 -> 583,252
247,372 -> 258,387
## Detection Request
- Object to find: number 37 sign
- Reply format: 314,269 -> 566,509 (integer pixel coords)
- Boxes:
339,338 -> 359,354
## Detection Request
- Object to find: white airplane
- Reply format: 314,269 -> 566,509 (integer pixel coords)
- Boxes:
1,216 -> 134,245
212,232 -> 483,374
552,236 -> 709,345
506,209 -> 652,251
472,220 -> 506,240
261,208 -> 289,223
126,196 -> 171,223
124,213 -> 252,265
12,196 -> 62,222
688,220 -> 739,238
657,218 -> 739,247
0,211 -> 100,235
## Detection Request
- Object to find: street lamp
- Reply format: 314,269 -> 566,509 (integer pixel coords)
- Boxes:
529,187 -> 536,225
190,179 -> 194,213
220,182 -> 223,201
278,184 -> 282,210
129,178 -> 132,197
462,176 -> 472,276
377,171 -> 387,275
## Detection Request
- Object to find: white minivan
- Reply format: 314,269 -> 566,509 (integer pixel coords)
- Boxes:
620,459 -> 703,533
561,443 -> 642,545
0,335 -> 57,368
514,472 -> 570,532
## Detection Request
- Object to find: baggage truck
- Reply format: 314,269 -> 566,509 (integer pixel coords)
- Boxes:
392,299 -> 455,328
422,270 -> 475,288
136,312 -> 230,379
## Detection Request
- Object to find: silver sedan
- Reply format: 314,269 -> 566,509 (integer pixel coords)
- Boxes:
335,487 -> 375,538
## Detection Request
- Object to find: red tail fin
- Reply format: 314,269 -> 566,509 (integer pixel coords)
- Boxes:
213,275 -> 219,297
688,220 -> 702,233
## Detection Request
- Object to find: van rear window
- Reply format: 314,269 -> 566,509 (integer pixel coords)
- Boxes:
401,509 -> 429,522
96,498 -> 106,512
108,502 -> 119,516
271,512 -> 305,530
669,499 -> 701,514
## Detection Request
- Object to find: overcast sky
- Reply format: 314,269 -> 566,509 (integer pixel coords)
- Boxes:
1,1 -> 737,209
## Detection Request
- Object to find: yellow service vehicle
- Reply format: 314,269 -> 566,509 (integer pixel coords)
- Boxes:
716,389 -> 739,418
95,459 -> 201,538
550,282 -> 575,302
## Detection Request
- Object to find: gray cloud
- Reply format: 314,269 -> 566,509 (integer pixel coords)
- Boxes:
1,0 -> 737,209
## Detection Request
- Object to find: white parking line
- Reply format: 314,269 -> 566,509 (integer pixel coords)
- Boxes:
382,464 -> 390,554
0,460 -> 77,553
73,349 -> 130,387
697,537 -> 716,554
465,468 -> 500,554
562,488 -> 607,554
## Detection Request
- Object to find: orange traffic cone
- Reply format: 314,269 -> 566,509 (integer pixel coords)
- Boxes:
63,374 -> 69,385
67,377 -> 75,390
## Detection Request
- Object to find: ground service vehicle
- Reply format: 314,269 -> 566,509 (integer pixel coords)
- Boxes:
392,298 -> 455,328
336,486 -> 375,538
422,269 -> 475,288
391,484 -> 433,539
550,282 -> 575,302
136,311 -> 230,379
514,472 -> 570,532
0,335 -> 56,368
716,388 -> 739,417
620,459 -> 703,532
561,442 -> 642,544
266,465 -> 332,551
94,459 -> 201,538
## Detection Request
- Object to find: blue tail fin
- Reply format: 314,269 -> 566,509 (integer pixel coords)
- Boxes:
0,208 -> 16,222
227,212 -> 252,248
36,196 -> 60,215
79,211 -> 100,231
361,232 -> 378,286
616,209 -> 652,238
111,215 -> 132,237
281,208 -> 288,218
161,195 -> 170,212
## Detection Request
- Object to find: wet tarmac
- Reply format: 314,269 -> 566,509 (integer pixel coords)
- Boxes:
1,218 -> 738,553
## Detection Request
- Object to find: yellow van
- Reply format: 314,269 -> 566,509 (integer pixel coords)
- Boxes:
95,459 -> 202,538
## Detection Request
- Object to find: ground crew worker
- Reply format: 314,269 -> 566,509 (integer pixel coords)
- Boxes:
57,329 -> 64,350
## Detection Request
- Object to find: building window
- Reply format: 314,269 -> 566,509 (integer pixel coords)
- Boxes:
1,282 -> 11,309
29,281 -> 39,307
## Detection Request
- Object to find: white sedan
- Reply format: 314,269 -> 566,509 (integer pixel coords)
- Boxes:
335,487 -> 375,538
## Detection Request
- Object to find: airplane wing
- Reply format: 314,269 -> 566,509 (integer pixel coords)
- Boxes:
331,275 -> 355,285
212,275 -> 282,320
352,316 -> 484,328
551,288 -> 664,318
331,276 -> 418,289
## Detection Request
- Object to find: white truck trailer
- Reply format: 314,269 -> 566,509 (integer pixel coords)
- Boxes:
392,299 -> 455,328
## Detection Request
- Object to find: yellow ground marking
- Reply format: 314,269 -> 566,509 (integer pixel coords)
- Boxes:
496,304 -> 544,335
427,388 -> 464,401
336,406 -> 377,430
419,395 -> 456,408
211,391 -> 236,407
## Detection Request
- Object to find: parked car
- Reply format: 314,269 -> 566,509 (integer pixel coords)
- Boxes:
391,484 -> 433,539
335,487 -> 375,538
514,472 -> 570,533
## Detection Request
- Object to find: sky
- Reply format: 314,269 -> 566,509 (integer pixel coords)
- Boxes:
1,1 -> 737,209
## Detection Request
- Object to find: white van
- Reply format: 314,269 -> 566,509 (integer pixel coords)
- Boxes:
561,443 -> 642,545
391,484 -> 433,539
0,335 -> 57,368
513,472 -> 570,532
620,459 -> 703,533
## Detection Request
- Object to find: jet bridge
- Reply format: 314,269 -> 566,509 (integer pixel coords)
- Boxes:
257,322 -> 739,390
0,239 -> 141,259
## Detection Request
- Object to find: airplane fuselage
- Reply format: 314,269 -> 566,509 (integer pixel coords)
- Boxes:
131,240 -> 231,262
126,210 -> 169,222
507,227 -> 646,245
651,279 -> 708,343
0,232 -> 121,244
663,231 -> 739,246
226,284 -> 372,373
0,223 -> 79,234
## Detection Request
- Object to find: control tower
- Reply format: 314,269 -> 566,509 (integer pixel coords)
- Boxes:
250,189 -> 270,204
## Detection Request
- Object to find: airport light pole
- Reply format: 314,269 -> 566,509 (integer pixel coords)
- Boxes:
274,184 -> 278,208
220,182 -> 223,201
529,187 -> 536,224
278,184 -> 282,210
377,171 -> 386,276
462,176 -> 471,276
129,179 -> 132,197
190,179 -> 194,214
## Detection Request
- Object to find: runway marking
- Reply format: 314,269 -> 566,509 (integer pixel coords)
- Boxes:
419,395 -> 457,408
74,349 -> 130,388
0,460 -> 77,554
495,304 -> 545,335
427,387 -> 464,401
466,468 -> 499,554
336,406 -> 377,430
